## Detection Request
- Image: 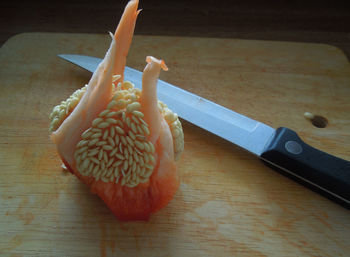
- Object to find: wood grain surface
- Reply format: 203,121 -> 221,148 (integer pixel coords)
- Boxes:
0,32 -> 349,257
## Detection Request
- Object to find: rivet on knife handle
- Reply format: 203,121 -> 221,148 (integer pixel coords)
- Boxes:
261,127 -> 350,208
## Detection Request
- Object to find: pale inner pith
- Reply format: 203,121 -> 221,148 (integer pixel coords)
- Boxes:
49,78 -> 184,187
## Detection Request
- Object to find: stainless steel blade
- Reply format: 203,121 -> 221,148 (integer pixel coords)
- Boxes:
58,54 -> 275,156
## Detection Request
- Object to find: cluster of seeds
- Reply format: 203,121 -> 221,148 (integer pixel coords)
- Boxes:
158,101 -> 184,160
49,85 -> 87,132
50,74 -> 184,186
74,78 -> 156,187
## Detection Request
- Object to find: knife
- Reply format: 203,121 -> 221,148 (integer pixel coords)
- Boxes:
58,54 -> 350,208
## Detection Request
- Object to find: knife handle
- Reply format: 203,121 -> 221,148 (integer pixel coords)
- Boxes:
261,127 -> 350,209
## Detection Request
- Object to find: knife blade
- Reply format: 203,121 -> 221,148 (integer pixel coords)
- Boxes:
58,54 -> 350,208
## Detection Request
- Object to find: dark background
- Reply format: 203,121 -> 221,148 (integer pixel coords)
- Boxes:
1,0 -> 350,59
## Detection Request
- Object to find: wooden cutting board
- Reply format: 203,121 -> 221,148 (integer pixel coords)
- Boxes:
0,32 -> 349,257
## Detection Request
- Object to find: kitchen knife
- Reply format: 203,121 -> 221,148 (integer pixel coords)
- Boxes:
58,54 -> 350,208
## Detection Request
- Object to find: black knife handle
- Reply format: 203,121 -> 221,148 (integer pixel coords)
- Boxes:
261,127 -> 350,209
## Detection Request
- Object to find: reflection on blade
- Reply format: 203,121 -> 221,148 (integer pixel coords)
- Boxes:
58,54 -> 275,156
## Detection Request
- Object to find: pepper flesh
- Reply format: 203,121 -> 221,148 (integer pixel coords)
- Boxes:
49,0 -> 184,221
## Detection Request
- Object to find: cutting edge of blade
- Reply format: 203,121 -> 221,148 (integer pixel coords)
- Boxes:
58,54 -> 100,73
58,54 -> 276,156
